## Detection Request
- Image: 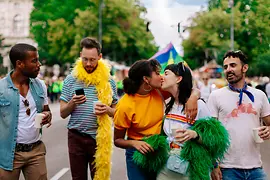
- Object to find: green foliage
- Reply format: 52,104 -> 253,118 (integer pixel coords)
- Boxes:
183,0 -> 270,75
247,51 -> 270,76
183,7 -> 241,67
30,0 -> 157,65
30,0 -> 93,65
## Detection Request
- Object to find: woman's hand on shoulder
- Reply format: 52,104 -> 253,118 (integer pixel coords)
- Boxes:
185,97 -> 198,120
184,88 -> 200,119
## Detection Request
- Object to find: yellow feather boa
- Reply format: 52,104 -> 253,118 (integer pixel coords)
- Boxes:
72,58 -> 113,180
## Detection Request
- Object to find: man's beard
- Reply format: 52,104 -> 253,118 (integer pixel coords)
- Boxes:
22,69 -> 39,78
85,64 -> 98,73
226,72 -> 243,84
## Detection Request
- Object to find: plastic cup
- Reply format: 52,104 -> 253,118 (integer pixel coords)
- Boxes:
171,127 -> 184,137
93,100 -> 101,113
253,127 -> 264,143
171,128 -> 178,137
35,113 -> 45,128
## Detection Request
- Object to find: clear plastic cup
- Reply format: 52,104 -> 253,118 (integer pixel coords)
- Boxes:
35,113 -> 45,128
253,127 -> 264,143
93,100 -> 101,113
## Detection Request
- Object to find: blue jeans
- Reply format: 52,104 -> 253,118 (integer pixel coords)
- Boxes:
221,167 -> 267,180
125,148 -> 157,180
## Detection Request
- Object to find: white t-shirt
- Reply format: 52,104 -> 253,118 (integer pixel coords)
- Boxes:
163,100 -> 211,146
265,83 -> 270,98
207,86 -> 270,169
198,81 -> 215,102
17,79 -> 48,144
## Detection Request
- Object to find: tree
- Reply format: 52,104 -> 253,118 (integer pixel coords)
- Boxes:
183,6 -> 242,67
30,0 -> 93,65
247,51 -> 270,76
183,0 -> 270,72
31,0 -> 157,65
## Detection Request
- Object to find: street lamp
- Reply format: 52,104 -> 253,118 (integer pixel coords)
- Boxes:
228,0 -> 234,50
98,0 -> 103,46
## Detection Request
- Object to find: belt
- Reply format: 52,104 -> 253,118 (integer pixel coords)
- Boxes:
69,129 -> 93,138
15,140 -> 42,152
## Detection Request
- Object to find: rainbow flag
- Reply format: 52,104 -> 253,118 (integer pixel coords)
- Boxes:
150,42 -> 184,73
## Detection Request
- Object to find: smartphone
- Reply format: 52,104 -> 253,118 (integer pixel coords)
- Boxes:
75,88 -> 85,96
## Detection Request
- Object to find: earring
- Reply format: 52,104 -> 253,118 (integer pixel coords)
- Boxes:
143,83 -> 152,92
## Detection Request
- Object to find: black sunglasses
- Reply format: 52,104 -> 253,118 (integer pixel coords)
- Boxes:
22,99 -> 30,116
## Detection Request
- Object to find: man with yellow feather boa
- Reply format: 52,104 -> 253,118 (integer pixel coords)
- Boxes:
60,37 -> 118,180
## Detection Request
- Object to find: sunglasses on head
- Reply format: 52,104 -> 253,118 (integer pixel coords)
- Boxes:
232,50 -> 245,55
22,99 -> 30,116
233,50 -> 242,53
179,62 -> 185,72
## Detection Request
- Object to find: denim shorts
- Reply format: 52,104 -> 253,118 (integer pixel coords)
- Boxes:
125,148 -> 157,180
221,167 -> 267,180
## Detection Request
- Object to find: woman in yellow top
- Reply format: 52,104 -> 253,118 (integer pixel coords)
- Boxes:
114,59 -> 199,180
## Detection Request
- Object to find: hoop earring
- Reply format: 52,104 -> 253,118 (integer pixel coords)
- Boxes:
143,83 -> 152,92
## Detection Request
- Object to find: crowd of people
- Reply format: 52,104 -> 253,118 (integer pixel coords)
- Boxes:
43,76 -> 64,103
0,37 -> 270,180
194,72 -> 270,104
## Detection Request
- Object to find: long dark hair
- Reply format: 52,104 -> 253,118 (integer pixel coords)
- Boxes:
123,59 -> 161,95
165,62 -> 193,114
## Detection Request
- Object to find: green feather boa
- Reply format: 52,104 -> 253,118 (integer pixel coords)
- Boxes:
133,134 -> 170,173
180,117 -> 230,180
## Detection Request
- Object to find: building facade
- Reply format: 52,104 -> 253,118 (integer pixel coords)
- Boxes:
0,0 -> 35,71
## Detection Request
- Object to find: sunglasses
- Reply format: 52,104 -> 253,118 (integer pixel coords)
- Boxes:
202,78 -> 209,80
22,99 -> 31,116
179,62 -> 185,72
233,50 -> 242,53
231,50 -> 245,56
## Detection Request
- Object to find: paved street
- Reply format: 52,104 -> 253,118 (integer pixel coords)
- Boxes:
21,103 -> 270,180
20,103 -> 127,180
42,103 -> 127,180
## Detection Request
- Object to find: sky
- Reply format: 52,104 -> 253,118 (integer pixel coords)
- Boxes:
140,0 -> 207,55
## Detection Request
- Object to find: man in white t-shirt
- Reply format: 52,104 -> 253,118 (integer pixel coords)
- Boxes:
0,44 -> 52,180
265,81 -> 270,101
208,50 -> 270,180
197,73 -> 214,102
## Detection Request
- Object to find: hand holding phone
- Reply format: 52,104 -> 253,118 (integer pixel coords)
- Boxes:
72,88 -> 86,105
75,88 -> 85,96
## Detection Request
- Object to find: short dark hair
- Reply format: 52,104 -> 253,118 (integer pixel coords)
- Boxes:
80,37 -> 101,54
123,59 -> 161,95
9,43 -> 37,68
223,50 -> 248,64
